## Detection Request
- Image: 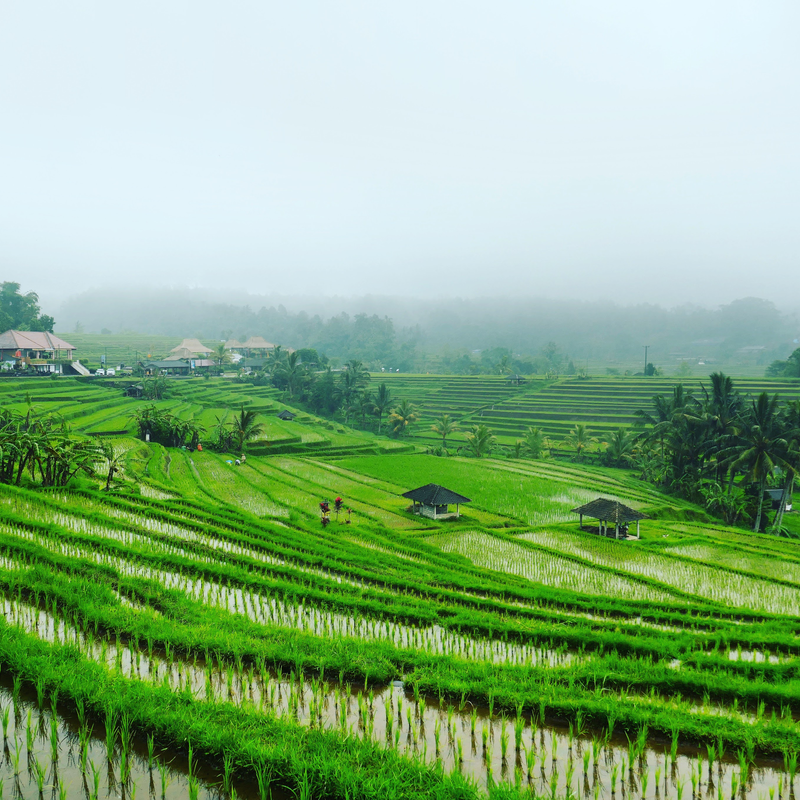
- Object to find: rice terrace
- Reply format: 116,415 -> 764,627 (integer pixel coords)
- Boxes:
2,366 -> 800,800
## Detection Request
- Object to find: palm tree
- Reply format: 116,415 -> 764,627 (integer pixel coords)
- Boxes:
431,414 -> 459,450
274,351 -> 306,398
773,400 -> 800,531
565,423 -> 597,462
372,383 -> 393,433
339,369 -> 360,424
602,427 -> 636,467
523,426 -> 548,459
344,359 -> 371,389
465,424 -> 495,457
357,391 -> 375,427
231,404 -> 264,452
719,393 -> 790,531
213,342 -> 231,368
388,400 -> 418,437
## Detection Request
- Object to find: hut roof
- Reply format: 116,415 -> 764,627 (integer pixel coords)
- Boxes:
242,336 -> 276,349
224,339 -> 244,349
571,498 -> 648,524
0,330 -> 75,352
401,484 -> 471,505
165,348 -> 194,360
277,410 -> 296,420
170,338 -> 212,354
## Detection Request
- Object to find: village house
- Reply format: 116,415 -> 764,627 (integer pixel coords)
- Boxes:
0,330 -> 78,374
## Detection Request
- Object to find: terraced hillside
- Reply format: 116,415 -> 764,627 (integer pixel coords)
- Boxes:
475,376 -> 800,443
3,376 -> 800,799
370,373 -> 800,447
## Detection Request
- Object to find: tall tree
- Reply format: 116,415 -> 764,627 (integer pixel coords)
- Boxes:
565,423 -> 597,462
0,282 -> 54,332
523,426 -> 548,459
231,405 -> 265,452
431,414 -> 459,450
372,383 -> 393,433
388,400 -> 418,437
465,424 -> 495,458
719,393 -> 790,532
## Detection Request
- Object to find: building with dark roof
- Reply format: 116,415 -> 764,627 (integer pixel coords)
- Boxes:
277,410 -> 296,421
401,484 -> 471,520
571,498 -> 648,539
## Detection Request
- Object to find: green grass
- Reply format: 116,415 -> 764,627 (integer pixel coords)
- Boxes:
4,374 -> 800,799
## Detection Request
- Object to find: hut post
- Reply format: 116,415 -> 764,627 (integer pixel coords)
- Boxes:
636,520 -> 640,538
579,513 -> 583,528
456,503 -> 460,518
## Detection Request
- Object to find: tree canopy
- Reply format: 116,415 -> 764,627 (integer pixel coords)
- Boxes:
0,282 -> 54,332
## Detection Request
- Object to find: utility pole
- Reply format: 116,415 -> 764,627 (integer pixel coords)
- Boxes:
643,345 -> 649,376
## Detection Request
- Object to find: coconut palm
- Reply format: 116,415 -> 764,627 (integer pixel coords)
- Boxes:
231,404 -> 264,452
387,400 -> 418,437
372,383 -> 393,433
718,393 -> 791,531
565,423 -> 597,462
772,400 -> 800,531
344,359 -> 371,389
357,391 -> 375,427
465,424 -> 495,458
273,351 -> 307,398
602,427 -> 637,467
523,426 -> 548,459
213,342 -> 231,368
431,414 -> 459,450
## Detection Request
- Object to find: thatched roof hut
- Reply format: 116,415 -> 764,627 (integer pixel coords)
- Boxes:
170,338 -> 212,355
571,498 -> 647,539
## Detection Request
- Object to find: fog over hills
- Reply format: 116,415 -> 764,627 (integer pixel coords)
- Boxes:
3,3 -> 799,311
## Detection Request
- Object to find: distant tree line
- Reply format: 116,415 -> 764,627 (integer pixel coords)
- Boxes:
58,289 -> 800,371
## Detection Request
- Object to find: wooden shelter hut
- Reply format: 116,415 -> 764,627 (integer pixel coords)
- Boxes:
277,410 -> 296,421
571,498 -> 647,539
401,484 -> 471,520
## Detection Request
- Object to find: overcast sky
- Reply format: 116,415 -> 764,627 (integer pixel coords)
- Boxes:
2,2 -> 799,311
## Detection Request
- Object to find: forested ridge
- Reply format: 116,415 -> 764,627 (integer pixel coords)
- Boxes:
57,288 -> 800,370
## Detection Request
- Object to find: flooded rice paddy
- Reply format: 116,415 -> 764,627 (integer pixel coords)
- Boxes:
1,595 -> 796,799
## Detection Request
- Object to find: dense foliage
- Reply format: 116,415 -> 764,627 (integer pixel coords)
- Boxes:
0,406 -> 102,486
634,373 -> 799,532
0,281 -> 55,332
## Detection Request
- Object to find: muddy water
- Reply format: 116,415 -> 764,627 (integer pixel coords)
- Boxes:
1,596 -> 795,799
0,674 -> 276,799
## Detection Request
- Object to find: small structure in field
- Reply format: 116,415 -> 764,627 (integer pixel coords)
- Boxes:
277,410 -> 296,421
402,484 -> 471,520
124,384 -> 144,398
572,498 -> 647,539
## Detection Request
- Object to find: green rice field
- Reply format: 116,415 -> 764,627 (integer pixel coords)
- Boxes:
1,374 -> 800,799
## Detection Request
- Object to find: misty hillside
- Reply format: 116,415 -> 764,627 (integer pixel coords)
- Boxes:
57,288 -> 799,370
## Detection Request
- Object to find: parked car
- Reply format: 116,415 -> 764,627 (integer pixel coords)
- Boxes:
106,368 -> 116,376
95,368 -> 105,376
